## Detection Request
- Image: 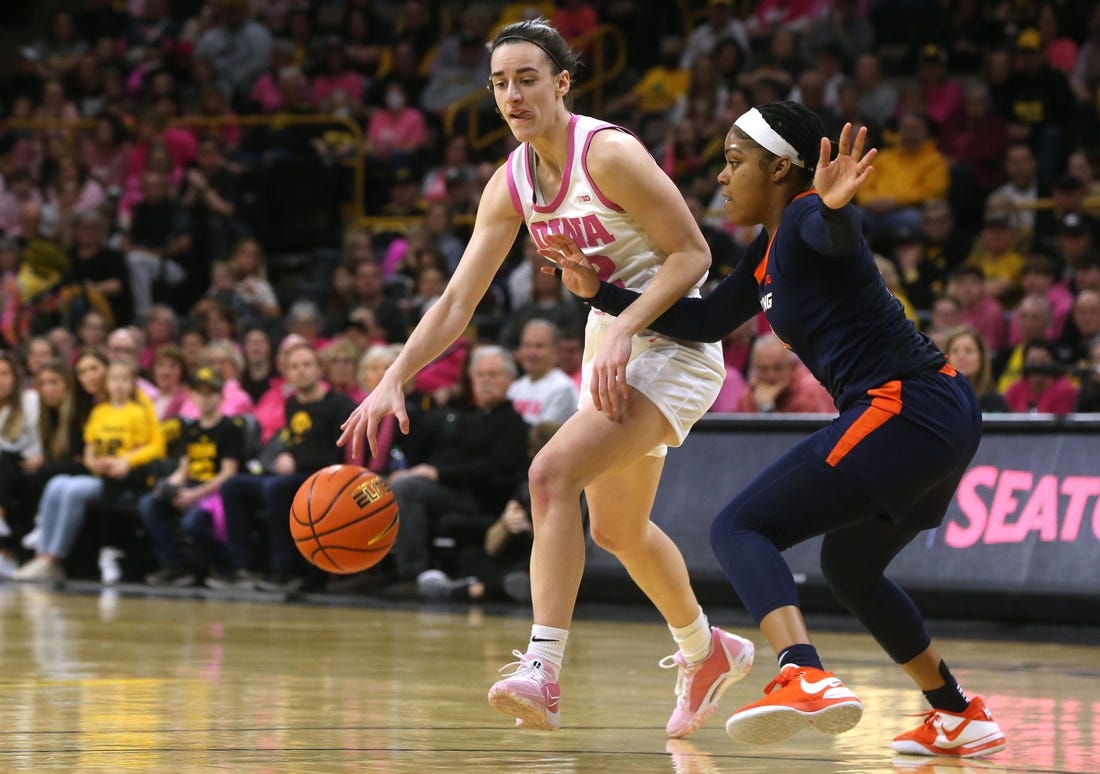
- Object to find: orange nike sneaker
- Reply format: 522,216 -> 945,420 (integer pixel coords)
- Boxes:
724,664 -> 863,744
891,696 -> 1006,758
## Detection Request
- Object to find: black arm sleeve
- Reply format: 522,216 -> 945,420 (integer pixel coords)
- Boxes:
587,268 -> 760,343
797,201 -> 863,259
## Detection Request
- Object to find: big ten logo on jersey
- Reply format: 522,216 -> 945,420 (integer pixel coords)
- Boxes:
351,476 -> 391,509
760,291 -> 774,311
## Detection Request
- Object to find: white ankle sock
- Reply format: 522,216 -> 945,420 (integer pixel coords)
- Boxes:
669,608 -> 712,663
527,625 -> 569,670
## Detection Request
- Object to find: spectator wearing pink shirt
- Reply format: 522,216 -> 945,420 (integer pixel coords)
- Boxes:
916,44 -> 962,125
709,365 -> 748,413
1008,256 -> 1073,346
312,38 -> 363,112
122,106 -> 197,210
254,334 -> 307,444
364,82 -> 429,165
1004,340 -> 1078,413
735,334 -> 835,414
250,41 -> 297,113
950,264 -> 1007,353
0,170 -> 43,239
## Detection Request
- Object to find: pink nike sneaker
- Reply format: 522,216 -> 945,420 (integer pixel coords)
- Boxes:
488,650 -> 561,730
661,627 -> 755,738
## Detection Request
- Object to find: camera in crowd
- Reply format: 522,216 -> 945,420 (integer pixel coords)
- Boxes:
152,480 -> 181,506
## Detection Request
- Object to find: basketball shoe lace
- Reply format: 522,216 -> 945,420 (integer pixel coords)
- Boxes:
497,650 -> 557,695
893,697 -> 1005,757
660,628 -> 754,738
490,650 -> 561,729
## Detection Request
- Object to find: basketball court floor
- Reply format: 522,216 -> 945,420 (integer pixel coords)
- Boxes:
0,584 -> 1095,773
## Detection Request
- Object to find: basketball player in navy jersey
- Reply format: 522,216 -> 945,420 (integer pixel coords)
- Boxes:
340,19 -> 753,736
544,102 -> 1006,758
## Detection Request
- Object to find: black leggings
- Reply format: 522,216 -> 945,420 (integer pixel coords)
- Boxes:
710,446 -> 932,664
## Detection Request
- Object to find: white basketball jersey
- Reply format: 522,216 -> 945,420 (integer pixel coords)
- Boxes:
505,114 -> 706,296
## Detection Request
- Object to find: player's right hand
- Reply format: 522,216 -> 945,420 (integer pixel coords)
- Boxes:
338,375 -> 409,462
538,233 -> 600,299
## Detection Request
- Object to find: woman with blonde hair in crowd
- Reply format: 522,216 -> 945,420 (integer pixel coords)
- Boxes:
18,359 -> 83,554
15,359 -> 165,583
321,338 -> 366,403
182,339 -> 253,418
943,327 -> 1009,413
354,343 -> 402,474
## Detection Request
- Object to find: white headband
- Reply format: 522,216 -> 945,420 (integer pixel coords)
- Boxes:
733,107 -> 805,168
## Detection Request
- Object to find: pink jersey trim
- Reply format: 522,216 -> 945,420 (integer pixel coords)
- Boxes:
533,113 -> 580,214
505,148 -> 524,218
581,124 -> 626,212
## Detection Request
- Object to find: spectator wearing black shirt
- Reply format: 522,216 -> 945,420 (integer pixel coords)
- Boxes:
138,366 -> 244,586
240,326 -> 275,405
383,345 -> 529,596
342,260 -> 407,343
1074,333 -> 1100,412
213,343 -> 355,591
180,136 -> 246,291
895,200 -> 973,311
1033,177 -> 1100,262
1003,28 -> 1077,184
125,170 -> 191,317
67,210 -> 132,327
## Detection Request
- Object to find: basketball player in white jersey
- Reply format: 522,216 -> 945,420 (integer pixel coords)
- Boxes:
339,19 -> 753,735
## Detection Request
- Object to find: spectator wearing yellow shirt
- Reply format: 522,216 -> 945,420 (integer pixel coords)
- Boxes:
856,111 -> 949,244
965,212 -> 1026,305
606,36 -> 690,143
13,360 -> 165,584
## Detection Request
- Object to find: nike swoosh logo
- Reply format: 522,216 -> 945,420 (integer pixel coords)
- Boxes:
531,637 -> 559,642
545,685 -> 560,713
800,676 -> 842,694
942,718 -> 971,742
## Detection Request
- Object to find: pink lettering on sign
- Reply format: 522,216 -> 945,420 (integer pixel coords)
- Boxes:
946,467 -> 1100,548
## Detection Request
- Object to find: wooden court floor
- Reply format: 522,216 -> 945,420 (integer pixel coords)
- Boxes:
0,585 -> 1096,773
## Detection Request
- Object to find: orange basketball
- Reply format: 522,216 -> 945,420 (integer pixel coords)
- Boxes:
290,465 -> 399,574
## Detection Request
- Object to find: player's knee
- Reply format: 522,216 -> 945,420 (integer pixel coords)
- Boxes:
527,448 -> 582,508
588,517 -> 639,555
819,543 -> 860,600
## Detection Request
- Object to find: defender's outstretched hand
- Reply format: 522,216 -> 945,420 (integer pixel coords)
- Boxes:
814,123 -> 877,211
538,233 -> 600,300
338,375 -> 408,463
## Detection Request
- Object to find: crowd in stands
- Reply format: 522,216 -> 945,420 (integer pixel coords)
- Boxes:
0,0 -> 1098,595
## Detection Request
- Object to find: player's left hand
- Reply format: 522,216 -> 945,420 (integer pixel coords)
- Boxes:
590,326 -> 631,420
538,233 -> 600,300
814,123 -> 876,210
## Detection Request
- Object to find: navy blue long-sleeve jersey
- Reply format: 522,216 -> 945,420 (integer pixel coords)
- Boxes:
588,191 -> 946,412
